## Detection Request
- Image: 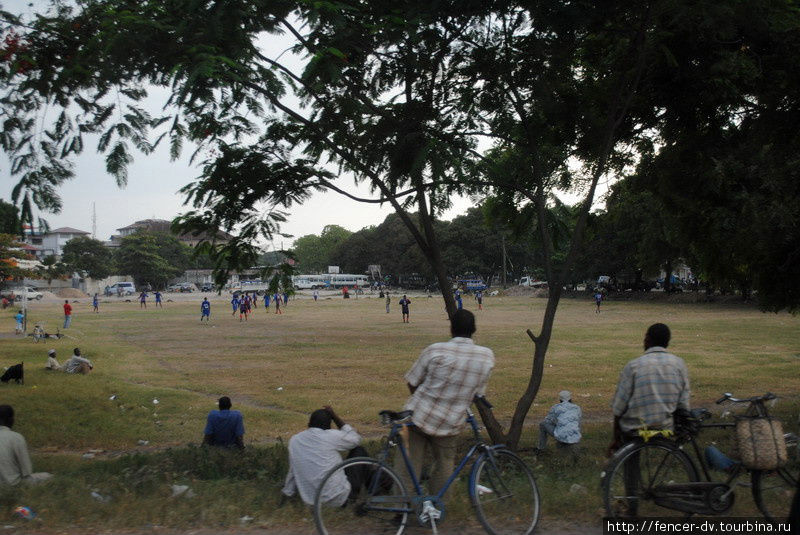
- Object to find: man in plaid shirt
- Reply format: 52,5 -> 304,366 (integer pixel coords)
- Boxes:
610,322 -> 690,452
400,309 -> 494,497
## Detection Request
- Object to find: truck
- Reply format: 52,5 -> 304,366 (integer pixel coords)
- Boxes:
518,276 -> 548,288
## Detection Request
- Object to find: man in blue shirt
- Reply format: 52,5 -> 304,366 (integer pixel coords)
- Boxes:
231,295 -> 240,316
92,293 -> 99,313
203,396 -> 244,449
154,291 -> 163,308
200,297 -> 211,322
536,390 -> 582,452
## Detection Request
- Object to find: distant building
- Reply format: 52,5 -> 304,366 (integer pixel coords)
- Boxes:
110,218 -> 233,248
25,226 -> 90,259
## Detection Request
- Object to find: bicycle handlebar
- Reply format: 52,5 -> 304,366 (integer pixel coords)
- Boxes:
715,392 -> 776,404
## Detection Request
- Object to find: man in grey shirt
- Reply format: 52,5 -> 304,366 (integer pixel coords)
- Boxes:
64,348 -> 93,374
0,405 -> 51,485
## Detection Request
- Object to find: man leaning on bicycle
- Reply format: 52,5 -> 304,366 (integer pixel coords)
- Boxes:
609,323 -> 690,453
399,309 -> 495,498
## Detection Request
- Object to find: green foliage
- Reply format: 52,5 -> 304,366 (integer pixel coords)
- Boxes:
291,224 -> 351,273
0,232 -> 35,282
61,236 -> 115,279
0,199 -> 20,234
37,254 -> 69,284
115,231 -> 189,288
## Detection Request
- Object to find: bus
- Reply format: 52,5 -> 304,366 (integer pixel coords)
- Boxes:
291,274 -> 369,289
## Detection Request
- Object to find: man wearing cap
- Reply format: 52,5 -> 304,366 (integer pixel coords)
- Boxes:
45,349 -> 61,371
536,390 -> 582,452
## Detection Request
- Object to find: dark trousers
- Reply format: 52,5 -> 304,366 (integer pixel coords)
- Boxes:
345,446 -> 392,497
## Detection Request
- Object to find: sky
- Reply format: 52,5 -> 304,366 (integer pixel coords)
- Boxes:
0,0 -> 476,249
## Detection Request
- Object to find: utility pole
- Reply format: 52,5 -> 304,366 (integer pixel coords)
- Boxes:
501,234 -> 507,288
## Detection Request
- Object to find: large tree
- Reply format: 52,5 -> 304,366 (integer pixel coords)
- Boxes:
3,1 -> 799,449
115,231 -> 189,289
61,235 -> 115,279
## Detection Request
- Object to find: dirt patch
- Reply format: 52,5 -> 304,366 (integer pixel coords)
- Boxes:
56,288 -> 88,298
501,286 -> 549,297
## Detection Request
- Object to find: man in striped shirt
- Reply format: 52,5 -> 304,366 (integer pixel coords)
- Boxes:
400,309 -> 494,497
610,322 -> 690,450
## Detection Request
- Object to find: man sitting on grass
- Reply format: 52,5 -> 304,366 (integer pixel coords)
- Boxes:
63,348 -> 93,374
45,349 -> 61,371
0,405 -> 52,485
281,406 -> 366,507
535,390 -> 582,453
203,396 -> 244,449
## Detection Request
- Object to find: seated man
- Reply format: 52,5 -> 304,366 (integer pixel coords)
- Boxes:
0,405 -> 52,485
203,396 -> 244,449
63,348 -> 93,374
45,349 -> 61,371
282,406 -> 366,506
536,390 -> 582,451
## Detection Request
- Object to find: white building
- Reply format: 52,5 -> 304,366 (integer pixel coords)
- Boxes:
26,227 -> 90,259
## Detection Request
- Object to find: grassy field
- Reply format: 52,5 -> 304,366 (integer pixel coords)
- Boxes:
0,292 -> 798,531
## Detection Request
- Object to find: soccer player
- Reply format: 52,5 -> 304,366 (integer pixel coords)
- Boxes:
154,291 -> 163,308
201,297 -> 211,322
239,299 -> 249,322
231,295 -> 240,316
92,293 -> 99,313
275,294 -> 282,315
595,291 -> 603,313
475,290 -> 483,310
139,291 -> 147,309
264,293 -> 271,311
399,295 -> 411,323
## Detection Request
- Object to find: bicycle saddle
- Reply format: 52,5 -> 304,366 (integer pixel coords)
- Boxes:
379,410 -> 413,425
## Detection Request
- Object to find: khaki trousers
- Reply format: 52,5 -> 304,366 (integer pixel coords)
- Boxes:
396,426 -> 458,498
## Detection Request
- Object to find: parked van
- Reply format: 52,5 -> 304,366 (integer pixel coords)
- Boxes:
108,282 -> 136,296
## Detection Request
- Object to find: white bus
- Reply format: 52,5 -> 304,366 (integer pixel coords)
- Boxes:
292,274 -> 368,289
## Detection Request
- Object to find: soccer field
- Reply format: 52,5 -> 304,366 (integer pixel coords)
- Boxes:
3,291 -> 798,452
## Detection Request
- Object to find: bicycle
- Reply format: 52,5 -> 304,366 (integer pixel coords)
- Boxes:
313,401 -> 540,535
601,392 -> 799,524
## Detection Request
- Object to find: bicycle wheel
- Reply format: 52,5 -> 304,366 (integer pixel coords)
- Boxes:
313,457 -> 409,535
602,438 -> 700,517
471,449 -> 540,535
752,434 -> 799,523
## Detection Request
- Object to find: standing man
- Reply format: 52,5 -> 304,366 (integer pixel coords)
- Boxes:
610,323 -> 690,451
231,294 -> 240,316
385,292 -> 391,314
92,293 -> 99,313
14,310 -> 24,335
63,300 -> 72,329
475,290 -> 483,310
200,297 -> 211,322
154,290 -> 163,308
313,289 -> 319,302
203,396 -> 244,449
594,291 -> 603,313
399,309 -> 494,498
239,298 -> 249,321
139,291 -> 147,309
399,294 -> 411,323
455,289 -> 463,310
264,292 -> 271,311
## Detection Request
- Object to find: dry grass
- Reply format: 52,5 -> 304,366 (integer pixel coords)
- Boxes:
0,292 -> 797,530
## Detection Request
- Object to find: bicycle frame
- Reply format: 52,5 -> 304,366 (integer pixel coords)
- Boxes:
373,409 -> 503,512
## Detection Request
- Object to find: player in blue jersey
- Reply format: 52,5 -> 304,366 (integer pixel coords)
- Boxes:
154,291 -> 163,308
231,295 -> 240,316
201,297 -> 211,322
92,293 -> 99,313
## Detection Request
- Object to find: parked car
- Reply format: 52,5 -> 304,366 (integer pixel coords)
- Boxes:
108,282 -> 136,296
200,283 -> 214,292
7,286 -> 43,301
178,283 -> 197,292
